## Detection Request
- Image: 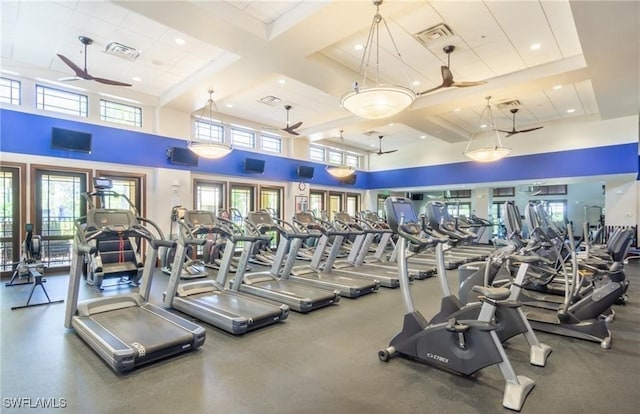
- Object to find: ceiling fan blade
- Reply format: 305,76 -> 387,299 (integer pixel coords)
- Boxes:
496,129 -> 515,134
92,77 -> 132,87
417,83 -> 445,96
382,149 -> 398,154
451,80 -> 487,88
57,54 -> 90,79
517,126 -> 544,133
505,131 -> 520,138
282,127 -> 300,136
288,121 -> 303,130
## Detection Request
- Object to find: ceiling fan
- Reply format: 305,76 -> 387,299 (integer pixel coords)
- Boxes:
497,108 -> 544,137
279,105 -> 303,135
417,45 -> 486,96
375,135 -> 398,156
57,36 -> 132,87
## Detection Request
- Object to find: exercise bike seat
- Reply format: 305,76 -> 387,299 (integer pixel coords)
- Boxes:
471,286 -> 510,301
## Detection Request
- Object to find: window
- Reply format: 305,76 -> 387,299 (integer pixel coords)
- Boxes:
95,172 -> 145,215
545,201 -> 567,224
194,119 -> 224,143
449,202 -> 471,219
534,185 -> 568,196
346,194 -> 360,217
492,187 -> 515,197
36,85 -> 88,117
328,150 -> 343,165
309,191 -> 325,218
377,195 -> 387,219
346,153 -> 360,168
491,202 -> 506,239
100,99 -> 142,127
261,134 -> 282,153
231,127 -> 255,148
310,145 -> 325,162
0,166 -> 22,274
0,77 -> 20,105
445,189 -> 471,199
194,181 -> 225,214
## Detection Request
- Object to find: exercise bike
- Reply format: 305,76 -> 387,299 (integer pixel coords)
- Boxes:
378,197 -> 535,411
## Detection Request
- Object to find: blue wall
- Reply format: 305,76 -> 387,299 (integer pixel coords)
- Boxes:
0,109 -> 366,188
368,143 -> 638,189
1,108 -> 637,189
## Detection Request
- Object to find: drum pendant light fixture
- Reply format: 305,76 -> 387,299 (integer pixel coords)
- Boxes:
340,0 -> 416,120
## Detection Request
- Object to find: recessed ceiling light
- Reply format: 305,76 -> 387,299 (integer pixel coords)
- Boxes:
175,38 -> 186,45
480,124 -> 487,128
388,123 -> 394,127
566,108 -> 576,113
132,76 -> 142,82
419,135 -> 427,139
225,103 -> 234,108
412,80 -> 421,86
370,143 -> 377,147
552,84 -> 563,90
454,108 -> 461,112
530,43 -> 542,50
354,43 -> 364,51
278,79 -> 286,84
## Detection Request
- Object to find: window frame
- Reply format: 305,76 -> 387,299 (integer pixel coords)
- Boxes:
99,99 -> 143,128
35,84 -> 88,118
0,77 -> 21,105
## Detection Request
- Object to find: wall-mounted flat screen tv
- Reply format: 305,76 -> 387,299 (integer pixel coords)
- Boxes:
244,158 -> 265,174
51,127 -> 92,153
297,166 -> 315,179
167,147 -> 199,167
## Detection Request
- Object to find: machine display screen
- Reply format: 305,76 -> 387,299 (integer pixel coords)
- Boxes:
249,212 -> 272,224
185,212 -> 214,226
392,202 -> 417,223
91,211 -> 133,227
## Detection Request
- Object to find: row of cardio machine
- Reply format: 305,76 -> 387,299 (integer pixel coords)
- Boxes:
379,197 -> 634,410
378,197 -> 633,411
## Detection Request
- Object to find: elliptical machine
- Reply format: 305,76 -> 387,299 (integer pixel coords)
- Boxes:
378,197 -> 535,411
161,206 -> 208,279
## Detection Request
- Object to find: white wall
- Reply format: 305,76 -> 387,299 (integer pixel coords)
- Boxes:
369,115 -> 638,171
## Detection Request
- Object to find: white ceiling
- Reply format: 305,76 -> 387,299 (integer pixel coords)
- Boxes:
1,0 -> 638,155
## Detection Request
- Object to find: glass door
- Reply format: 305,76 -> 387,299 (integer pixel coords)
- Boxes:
328,192 -> 343,221
194,180 -> 225,214
309,191 -> 325,219
346,193 -> 360,217
0,165 -> 22,275
34,168 -> 89,269
259,186 -> 283,248
229,184 -> 255,225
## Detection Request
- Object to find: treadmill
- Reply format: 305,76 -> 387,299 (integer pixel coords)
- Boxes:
163,210 -> 289,335
329,213 -> 404,288
287,212 -> 380,298
233,211 -> 340,313
65,208 -> 205,373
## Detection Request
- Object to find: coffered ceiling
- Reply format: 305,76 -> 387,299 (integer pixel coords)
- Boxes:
1,1 -> 638,157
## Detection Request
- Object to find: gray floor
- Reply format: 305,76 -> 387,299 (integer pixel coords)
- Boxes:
1,261 -> 639,414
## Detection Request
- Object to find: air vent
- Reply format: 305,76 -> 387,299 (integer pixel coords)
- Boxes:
497,100 -> 521,109
104,42 -> 140,61
414,23 -> 454,47
257,95 -> 281,106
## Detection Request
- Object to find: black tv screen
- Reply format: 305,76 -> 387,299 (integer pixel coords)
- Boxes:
338,173 -> 357,185
51,127 -> 92,153
297,166 -> 314,179
244,158 -> 265,174
168,147 -> 199,167
408,193 -> 424,201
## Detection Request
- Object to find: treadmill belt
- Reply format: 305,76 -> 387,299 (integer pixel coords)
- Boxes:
91,306 -> 193,355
